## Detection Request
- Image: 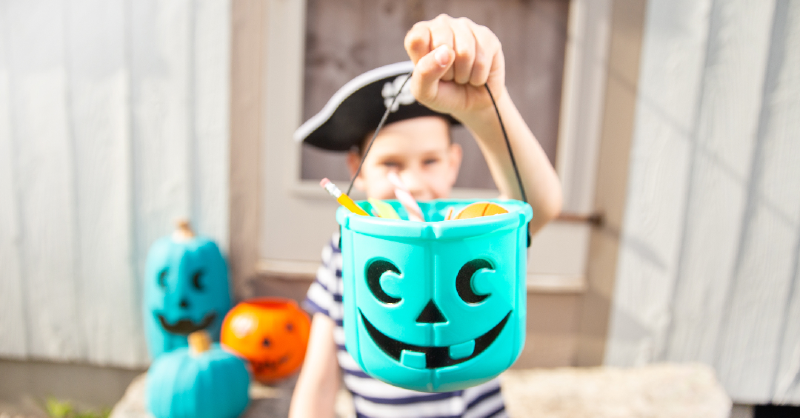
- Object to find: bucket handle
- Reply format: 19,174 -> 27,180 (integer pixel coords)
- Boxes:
346,71 -> 532,248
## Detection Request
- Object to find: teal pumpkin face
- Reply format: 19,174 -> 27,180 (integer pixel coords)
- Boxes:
144,233 -> 232,359
338,199 -> 532,392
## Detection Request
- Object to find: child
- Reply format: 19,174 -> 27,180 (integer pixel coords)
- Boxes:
289,14 -> 562,418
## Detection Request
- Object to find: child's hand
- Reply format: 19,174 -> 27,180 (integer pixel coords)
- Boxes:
404,14 -> 505,122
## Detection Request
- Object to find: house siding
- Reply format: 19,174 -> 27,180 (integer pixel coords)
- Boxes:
606,0 -> 800,404
0,0 -> 230,368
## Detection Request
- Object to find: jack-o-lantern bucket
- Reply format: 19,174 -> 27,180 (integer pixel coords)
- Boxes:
336,199 -> 532,392
221,298 -> 311,383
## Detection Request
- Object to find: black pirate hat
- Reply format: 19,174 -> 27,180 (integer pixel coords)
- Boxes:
294,61 -> 459,151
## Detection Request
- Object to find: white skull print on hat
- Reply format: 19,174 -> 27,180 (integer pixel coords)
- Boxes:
382,74 -> 415,112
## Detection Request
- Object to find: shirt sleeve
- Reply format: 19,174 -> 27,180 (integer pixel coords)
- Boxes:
302,233 -> 341,318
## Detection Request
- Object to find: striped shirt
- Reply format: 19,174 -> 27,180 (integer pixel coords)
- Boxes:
304,233 -> 508,418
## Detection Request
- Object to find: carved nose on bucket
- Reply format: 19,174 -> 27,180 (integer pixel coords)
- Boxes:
416,300 -> 447,324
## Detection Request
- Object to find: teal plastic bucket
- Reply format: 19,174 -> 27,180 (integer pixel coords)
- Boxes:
337,198 -> 532,392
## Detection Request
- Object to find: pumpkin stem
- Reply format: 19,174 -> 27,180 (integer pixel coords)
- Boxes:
189,330 -> 212,355
173,218 -> 195,241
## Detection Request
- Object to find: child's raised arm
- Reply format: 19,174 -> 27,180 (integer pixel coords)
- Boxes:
405,14 -> 562,234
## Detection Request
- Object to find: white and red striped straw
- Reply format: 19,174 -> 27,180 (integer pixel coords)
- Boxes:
387,172 -> 425,222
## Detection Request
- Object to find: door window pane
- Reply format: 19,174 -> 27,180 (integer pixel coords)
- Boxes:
300,0 -> 568,190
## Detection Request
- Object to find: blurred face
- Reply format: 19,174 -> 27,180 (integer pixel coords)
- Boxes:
347,116 -> 462,201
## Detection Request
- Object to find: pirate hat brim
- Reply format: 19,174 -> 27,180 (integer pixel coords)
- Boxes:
294,61 -> 459,152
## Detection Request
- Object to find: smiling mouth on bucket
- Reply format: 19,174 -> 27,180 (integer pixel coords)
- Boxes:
360,309 -> 510,369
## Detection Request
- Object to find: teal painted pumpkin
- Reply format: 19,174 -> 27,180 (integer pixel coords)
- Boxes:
146,331 -> 250,418
144,221 -> 233,359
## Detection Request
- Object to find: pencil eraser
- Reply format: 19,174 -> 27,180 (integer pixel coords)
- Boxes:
320,178 -> 331,187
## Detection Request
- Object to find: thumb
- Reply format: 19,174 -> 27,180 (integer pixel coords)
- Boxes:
411,45 -> 454,103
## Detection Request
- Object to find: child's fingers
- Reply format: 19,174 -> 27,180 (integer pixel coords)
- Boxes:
429,15 -> 456,81
451,17 -> 477,85
410,45 -> 455,104
469,24 -> 503,87
404,22 -> 431,65
405,14 -> 505,109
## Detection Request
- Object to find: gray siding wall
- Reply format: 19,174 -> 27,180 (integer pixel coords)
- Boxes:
0,0 -> 230,368
606,0 -> 800,404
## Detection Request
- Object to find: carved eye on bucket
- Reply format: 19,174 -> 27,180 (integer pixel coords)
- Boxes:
366,259 -> 401,304
456,259 -> 493,303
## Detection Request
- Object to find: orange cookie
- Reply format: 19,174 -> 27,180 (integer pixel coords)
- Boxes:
454,202 -> 509,219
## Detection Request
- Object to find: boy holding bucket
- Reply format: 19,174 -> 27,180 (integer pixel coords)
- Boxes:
290,14 -> 562,417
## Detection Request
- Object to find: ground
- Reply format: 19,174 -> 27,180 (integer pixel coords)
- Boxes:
103,363 -> 731,418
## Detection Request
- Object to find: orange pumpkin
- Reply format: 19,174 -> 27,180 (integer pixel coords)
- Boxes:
454,202 -> 509,219
221,298 -> 311,383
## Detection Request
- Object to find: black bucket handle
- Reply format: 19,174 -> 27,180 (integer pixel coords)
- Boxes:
346,71 -> 531,248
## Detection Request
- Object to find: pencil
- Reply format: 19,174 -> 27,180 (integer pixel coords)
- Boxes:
320,178 -> 369,216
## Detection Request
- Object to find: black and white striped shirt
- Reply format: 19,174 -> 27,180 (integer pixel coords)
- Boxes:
304,234 -> 508,418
